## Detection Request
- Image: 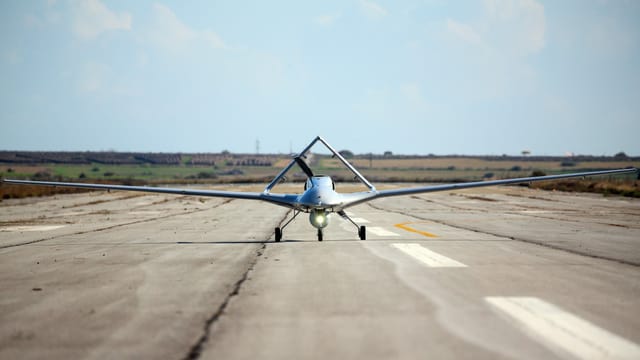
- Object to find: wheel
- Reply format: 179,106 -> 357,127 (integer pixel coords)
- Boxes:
275,227 -> 282,242
317,229 -> 323,242
359,226 -> 366,240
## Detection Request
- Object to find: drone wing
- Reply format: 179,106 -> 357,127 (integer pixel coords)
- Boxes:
372,168 -> 638,199
1,179 -> 301,208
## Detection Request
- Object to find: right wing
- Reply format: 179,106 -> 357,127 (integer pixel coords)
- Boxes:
373,168 -> 638,199
1,179 -> 300,208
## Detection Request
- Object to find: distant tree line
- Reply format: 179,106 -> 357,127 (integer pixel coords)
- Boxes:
321,152 -> 639,162
0,150 -> 637,165
0,151 -> 277,166
0,151 -> 182,165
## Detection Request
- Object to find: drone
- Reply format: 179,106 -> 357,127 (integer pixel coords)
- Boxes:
3,136 -> 637,241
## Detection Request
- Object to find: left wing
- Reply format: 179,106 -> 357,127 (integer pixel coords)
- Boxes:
1,179 -> 300,208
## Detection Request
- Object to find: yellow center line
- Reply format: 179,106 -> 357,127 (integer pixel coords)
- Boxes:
394,222 -> 438,238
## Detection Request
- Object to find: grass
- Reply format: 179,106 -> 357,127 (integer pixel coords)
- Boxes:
322,157 -> 638,172
1,183 -> 92,200
52,164 -> 215,180
530,180 -> 640,198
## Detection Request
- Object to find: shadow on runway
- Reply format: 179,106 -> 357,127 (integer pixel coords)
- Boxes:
176,240 -> 305,244
175,239 -> 389,244
29,239 -> 392,247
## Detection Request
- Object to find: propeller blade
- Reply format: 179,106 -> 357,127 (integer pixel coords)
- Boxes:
295,156 -> 314,178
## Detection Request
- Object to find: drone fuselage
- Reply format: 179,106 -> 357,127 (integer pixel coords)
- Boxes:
299,176 -> 337,229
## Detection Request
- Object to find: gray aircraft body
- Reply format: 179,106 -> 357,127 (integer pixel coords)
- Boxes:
3,136 -> 638,241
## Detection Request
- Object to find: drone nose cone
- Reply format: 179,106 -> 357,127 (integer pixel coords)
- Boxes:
300,185 -> 342,208
300,188 -> 322,206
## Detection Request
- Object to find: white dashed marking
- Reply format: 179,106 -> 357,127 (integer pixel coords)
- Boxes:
343,212 -> 369,223
1,225 -> 66,232
391,243 -> 467,267
486,296 -> 640,359
368,227 -> 400,237
351,217 -> 370,223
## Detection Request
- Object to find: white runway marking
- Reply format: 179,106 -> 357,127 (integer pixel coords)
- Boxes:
351,217 -> 370,223
486,296 -> 640,359
1,225 -> 66,232
391,243 -> 467,267
368,227 -> 400,237
343,212 -> 370,223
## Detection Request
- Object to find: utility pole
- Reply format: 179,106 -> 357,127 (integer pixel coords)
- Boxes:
256,139 -> 260,154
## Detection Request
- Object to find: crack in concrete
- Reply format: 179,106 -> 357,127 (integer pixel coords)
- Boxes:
415,194 -> 639,229
183,209 -> 292,360
0,199 -> 234,249
183,242 -> 266,360
367,202 -> 640,268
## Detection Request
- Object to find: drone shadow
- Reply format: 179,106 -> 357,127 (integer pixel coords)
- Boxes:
176,240 -> 305,244
176,239 -> 387,244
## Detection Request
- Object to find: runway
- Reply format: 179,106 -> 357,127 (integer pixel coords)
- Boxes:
1,184 -> 639,359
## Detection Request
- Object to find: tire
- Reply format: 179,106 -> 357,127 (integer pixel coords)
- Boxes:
359,226 -> 366,240
275,227 -> 282,242
317,229 -> 323,242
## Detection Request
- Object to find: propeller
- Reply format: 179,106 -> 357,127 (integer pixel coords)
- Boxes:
294,155 -> 314,178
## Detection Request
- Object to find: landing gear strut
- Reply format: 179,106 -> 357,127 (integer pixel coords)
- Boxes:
275,210 -> 300,242
338,211 -> 366,240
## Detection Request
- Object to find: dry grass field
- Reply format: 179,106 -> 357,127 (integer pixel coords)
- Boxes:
1,153 -> 638,200
323,157 -> 638,172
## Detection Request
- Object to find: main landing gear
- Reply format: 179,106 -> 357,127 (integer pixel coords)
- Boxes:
339,211 -> 366,240
358,225 -> 366,240
274,210 -> 366,242
275,210 -> 300,242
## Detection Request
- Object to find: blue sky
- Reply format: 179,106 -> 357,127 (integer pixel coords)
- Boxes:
1,0 -> 639,155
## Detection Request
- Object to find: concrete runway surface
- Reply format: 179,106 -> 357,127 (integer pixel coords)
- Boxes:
1,184 -> 639,359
